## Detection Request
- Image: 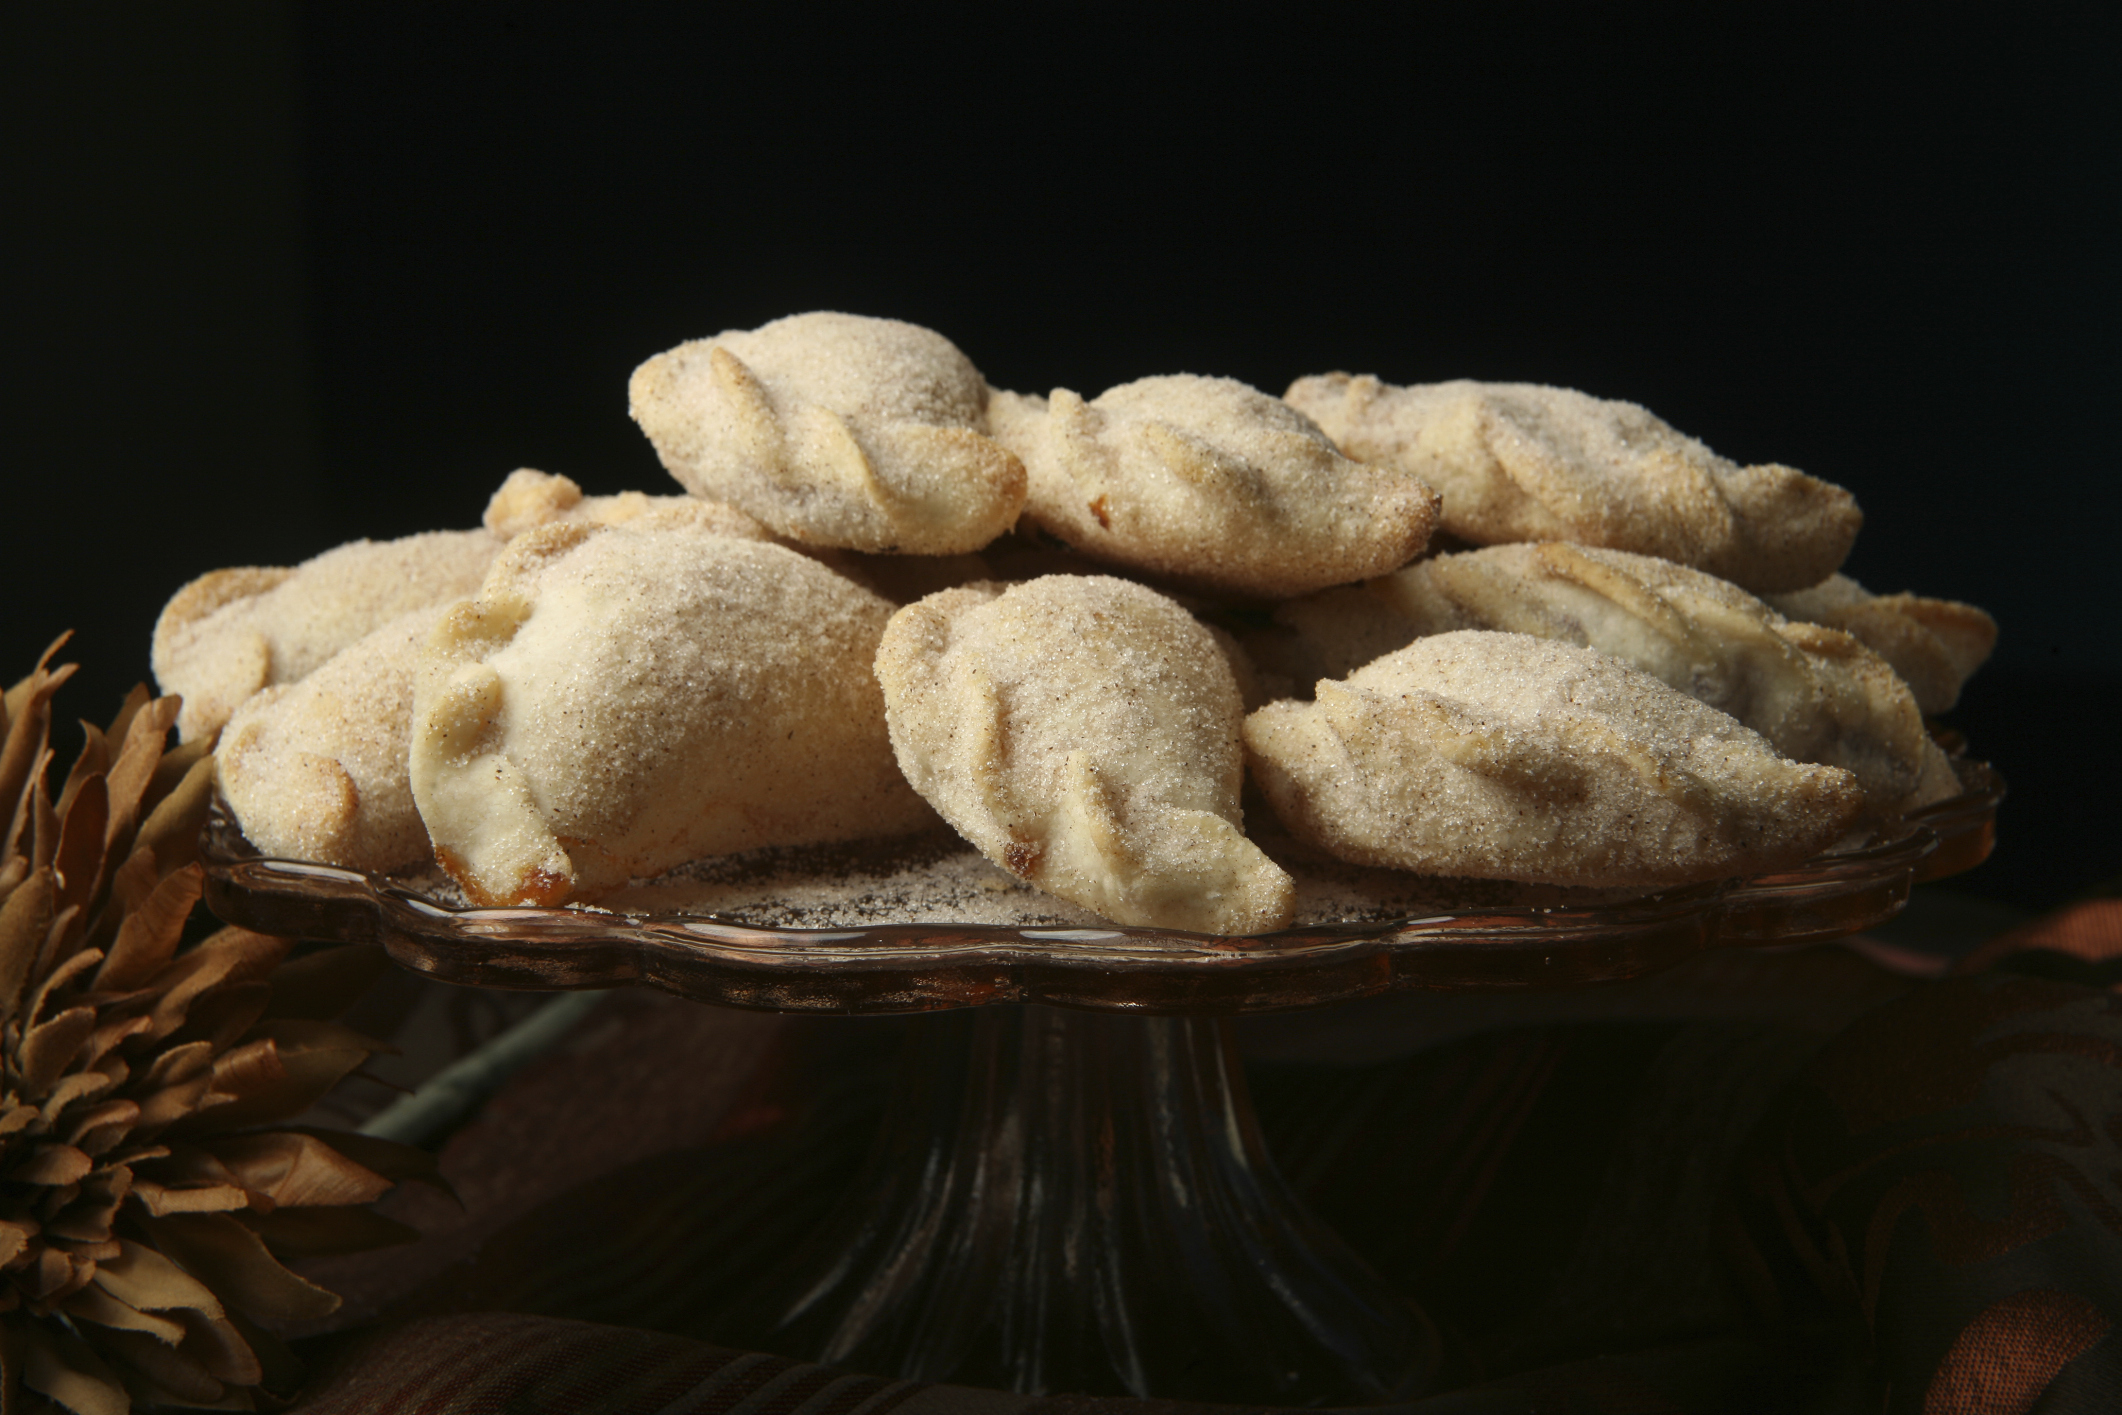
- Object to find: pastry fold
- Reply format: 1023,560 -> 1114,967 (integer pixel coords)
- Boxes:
1244,631 -> 1865,887
1766,574 -> 1997,714
217,605 -> 445,873
991,375 -> 1439,598
875,575 -> 1294,934
629,312 -> 1026,554
409,504 -> 933,906
153,529 -> 502,742
1252,544 -> 1956,814
1284,375 -> 1859,594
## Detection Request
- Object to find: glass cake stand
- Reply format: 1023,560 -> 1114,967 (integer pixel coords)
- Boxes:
199,762 -> 2001,1405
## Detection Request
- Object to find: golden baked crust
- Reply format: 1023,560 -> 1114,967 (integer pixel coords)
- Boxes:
216,604 -> 444,872
1284,375 -> 1860,594
1766,574 -> 1997,713
875,575 -> 1294,934
629,312 -> 1027,554
408,506 -> 934,907
481,467 -> 771,541
1387,545 -> 1948,813
991,375 -> 1439,599
1244,631 -> 1866,887
153,530 -> 503,742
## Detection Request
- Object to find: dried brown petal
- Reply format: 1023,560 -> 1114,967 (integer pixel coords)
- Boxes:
63,1100 -> 138,1156
44,1180 -> 124,1244
167,1040 -> 368,1137
50,774 -> 108,929
60,1282 -> 185,1345
101,687 -> 152,760
138,938 -> 277,1045
173,1306 -> 264,1388
206,1132 -> 393,1209
130,1072 -> 216,1136
21,1325 -> 128,1415
91,864 -> 200,993
18,1008 -> 97,1097
0,656 -> 74,850
219,1309 -> 295,1390
139,735 -> 212,821
133,1213 -> 340,1323
30,904 -> 82,1007
30,1247 -> 73,1300
128,1180 -> 251,1218
24,949 -> 100,1042
94,1326 -> 228,1407
284,1126 -> 449,1196
162,981 -> 273,1058
27,746 -> 59,874
79,1015 -> 151,1073
8,1145 -> 92,1188
101,697 -> 179,856
53,728 -> 108,827
91,1240 -> 223,1318
98,848 -> 157,928
131,756 -> 213,877
136,1039 -> 216,1093
0,869 -> 54,1022
39,1069 -> 114,1125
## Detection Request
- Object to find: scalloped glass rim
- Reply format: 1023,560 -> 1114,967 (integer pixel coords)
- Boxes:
197,761 -> 2001,1016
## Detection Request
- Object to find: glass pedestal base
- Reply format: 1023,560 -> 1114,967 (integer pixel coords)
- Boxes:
712,1006 -> 1437,1404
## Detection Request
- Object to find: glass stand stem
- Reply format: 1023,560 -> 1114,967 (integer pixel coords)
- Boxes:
715,1005 -> 1436,1403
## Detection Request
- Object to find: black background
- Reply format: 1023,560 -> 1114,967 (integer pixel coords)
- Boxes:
7,3 -> 2117,909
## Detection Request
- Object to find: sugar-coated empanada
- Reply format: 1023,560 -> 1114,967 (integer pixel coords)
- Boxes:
1264,544 -> 1948,813
482,467 -> 770,541
484,468 -> 995,604
990,375 -> 1440,599
153,529 -> 503,742
628,311 -> 1027,554
1766,574 -> 1997,714
1283,375 -> 1860,594
216,605 -> 445,873
409,506 -> 935,907
875,575 -> 1295,934
1244,632 -> 1865,887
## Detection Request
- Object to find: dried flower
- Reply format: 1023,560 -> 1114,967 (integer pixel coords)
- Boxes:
0,638 -> 434,1414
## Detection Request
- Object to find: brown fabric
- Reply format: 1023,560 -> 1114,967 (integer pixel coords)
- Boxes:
1955,897 -> 2122,979
1730,972 -> 2122,1413
1921,1289 -> 2110,1415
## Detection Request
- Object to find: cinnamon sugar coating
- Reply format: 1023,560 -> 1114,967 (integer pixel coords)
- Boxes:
409,506 -> 934,907
1283,375 -> 1860,594
875,575 -> 1295,934
628,312 -> 1027,554
217,605 -> 444,872
1244,632 -> 1865,887
1766,574 -> 1997,714
153,529 -> 503,742
482,467 -> 771,542
1257,544 -> 1951,813
990,375 -> 1440,598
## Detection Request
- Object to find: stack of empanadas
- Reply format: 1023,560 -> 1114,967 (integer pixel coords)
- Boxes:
160,311 -> 1994,934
